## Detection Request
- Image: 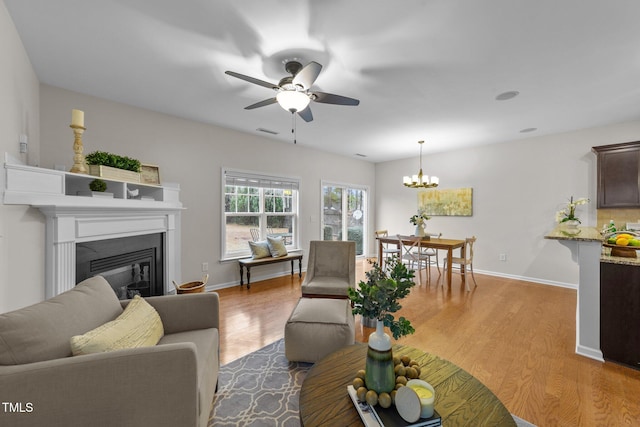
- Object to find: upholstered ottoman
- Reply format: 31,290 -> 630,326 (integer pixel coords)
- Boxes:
285,297 -> 355,363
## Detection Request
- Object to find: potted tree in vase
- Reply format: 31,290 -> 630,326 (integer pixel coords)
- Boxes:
348,257 -> 416,393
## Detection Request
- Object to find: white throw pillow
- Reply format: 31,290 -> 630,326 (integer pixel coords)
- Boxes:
248,240 -> 271,259
267,236 -> 288,257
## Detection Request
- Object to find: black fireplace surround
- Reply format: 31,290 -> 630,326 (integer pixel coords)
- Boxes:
76,233 -> 164,300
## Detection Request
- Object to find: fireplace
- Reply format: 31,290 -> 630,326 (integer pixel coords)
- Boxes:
2,157 -> 183,299
76,234 -> 164,300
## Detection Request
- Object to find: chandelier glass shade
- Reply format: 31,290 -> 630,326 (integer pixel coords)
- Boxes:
276,90 -> 310,112
403,140 -> 439,188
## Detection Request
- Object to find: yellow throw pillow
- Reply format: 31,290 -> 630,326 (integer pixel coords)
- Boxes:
70,295 -> 164,356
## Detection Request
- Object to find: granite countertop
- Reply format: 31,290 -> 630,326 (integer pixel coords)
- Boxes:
544,226 -> 603,242
545,226 -> 640,266
600,253 -> 640,266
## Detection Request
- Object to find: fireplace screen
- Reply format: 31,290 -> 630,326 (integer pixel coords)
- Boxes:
76,234 -> 164,300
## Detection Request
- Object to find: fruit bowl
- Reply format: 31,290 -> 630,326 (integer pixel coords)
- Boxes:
603,232 -> 640,257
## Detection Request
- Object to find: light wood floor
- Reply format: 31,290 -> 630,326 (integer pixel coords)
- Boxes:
215,259 -> 640,427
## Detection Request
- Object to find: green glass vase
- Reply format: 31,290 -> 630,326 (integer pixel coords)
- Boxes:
365,320 -> 395,393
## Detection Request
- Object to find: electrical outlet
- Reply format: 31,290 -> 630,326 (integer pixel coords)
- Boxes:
19,134 -> 28,153
499,253 -> 507,262
201,262 -> 209,272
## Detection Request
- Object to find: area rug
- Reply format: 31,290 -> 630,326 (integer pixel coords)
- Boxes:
208,339 -> 311,426
208,339 -> 536,426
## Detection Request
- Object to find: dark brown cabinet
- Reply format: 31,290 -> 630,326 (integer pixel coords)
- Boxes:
600,262 -> 640,370
592,142 -> 640,208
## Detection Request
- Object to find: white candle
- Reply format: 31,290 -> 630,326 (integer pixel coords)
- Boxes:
71,109 -> 84,127
406,379 -> 435,418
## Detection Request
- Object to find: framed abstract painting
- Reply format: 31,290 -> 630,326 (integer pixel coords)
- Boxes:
418,188 -> 473,216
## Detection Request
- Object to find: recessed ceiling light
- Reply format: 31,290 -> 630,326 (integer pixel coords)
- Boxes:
495,91 -> 520,101
520,127 -> 537,133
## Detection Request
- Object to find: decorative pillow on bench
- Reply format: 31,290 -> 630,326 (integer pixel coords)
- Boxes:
70,295 -> 164,356
248,240 -> 271,259
267,236 -> 288,257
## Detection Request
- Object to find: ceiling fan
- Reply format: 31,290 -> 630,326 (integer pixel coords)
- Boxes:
225,60 -> 360,122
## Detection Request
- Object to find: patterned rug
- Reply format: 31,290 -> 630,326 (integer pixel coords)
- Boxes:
208,339 -> 536,427
208,339 -> 312,426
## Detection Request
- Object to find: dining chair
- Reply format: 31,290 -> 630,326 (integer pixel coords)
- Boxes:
420,232 -> 442,276
443,236 -> 477,291
250,228 -> 260,242
397,234 -> 431,285
375,229 -> 400,267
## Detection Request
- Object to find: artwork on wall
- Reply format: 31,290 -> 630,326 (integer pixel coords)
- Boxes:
418,188 -> 473,216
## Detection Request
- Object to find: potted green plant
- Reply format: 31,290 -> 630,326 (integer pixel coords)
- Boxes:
85,151 -> 141,172
84,151 -> 142,183
89,179 -> 107,192
348,257 -> 416,393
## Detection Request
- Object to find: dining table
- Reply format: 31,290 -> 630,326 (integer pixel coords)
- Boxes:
377,235 -> 466,286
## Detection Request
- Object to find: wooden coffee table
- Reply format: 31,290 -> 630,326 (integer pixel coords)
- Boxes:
299,344 -> 516,426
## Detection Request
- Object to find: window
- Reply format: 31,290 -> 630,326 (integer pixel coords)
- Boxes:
222,169 -> 299,259
321,182 -> 367,256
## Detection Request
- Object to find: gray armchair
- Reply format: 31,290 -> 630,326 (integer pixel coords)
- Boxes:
301,240 -> 356,298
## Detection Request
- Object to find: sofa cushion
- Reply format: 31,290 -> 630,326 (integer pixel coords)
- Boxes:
0,276 -> 123,365
70,295 -> 164,355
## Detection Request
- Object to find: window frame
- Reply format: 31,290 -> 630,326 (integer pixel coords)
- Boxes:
221,168 -> 300,260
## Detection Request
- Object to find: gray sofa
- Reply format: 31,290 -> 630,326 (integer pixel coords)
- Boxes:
0,276 -> 219,427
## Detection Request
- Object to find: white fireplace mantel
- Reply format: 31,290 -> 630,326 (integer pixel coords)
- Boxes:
3,154 -> 183,298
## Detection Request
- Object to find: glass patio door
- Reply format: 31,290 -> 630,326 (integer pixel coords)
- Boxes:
321,182 -> 367,256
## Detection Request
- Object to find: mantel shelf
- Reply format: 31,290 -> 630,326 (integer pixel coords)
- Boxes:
3,153 -> 181,211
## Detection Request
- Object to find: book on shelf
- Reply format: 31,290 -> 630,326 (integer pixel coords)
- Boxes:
347,385 -> 442,427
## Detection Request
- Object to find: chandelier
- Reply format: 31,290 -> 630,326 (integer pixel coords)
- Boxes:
403,140 -> 439,188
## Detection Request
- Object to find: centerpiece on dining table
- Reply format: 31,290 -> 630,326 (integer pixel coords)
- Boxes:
409,210 -> 430,237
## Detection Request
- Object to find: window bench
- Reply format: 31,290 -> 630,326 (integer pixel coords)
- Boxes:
238,252 -> 303,289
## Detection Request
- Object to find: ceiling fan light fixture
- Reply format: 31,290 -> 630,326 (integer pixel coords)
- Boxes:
276,90 -> 310,112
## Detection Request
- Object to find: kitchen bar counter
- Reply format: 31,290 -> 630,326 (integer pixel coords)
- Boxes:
545,226 -> 640,265
545,226 -> 604,361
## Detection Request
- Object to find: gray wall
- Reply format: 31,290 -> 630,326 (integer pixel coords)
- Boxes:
0,0 -> 42,313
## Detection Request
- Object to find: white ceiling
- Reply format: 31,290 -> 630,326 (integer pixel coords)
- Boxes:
6,0 -> 640,163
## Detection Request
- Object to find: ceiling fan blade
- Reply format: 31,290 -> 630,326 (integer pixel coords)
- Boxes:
292,61 -> 322,89
312,91 -> 360,106
297,106 -> 313,122
225,71 -> 280,90
245,98 -> 278,110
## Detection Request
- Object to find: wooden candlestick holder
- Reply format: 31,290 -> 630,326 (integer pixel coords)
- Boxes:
69,124 -> 88,174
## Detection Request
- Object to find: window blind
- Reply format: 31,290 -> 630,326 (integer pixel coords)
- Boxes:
223,169 -> 300,191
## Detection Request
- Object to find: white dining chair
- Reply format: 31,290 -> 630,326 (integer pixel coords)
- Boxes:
443,236 -> 477,291
375,229 -> 400,267
397,234 -> 431,285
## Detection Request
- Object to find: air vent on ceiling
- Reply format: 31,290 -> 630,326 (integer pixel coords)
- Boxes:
257,128 -> 279,135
